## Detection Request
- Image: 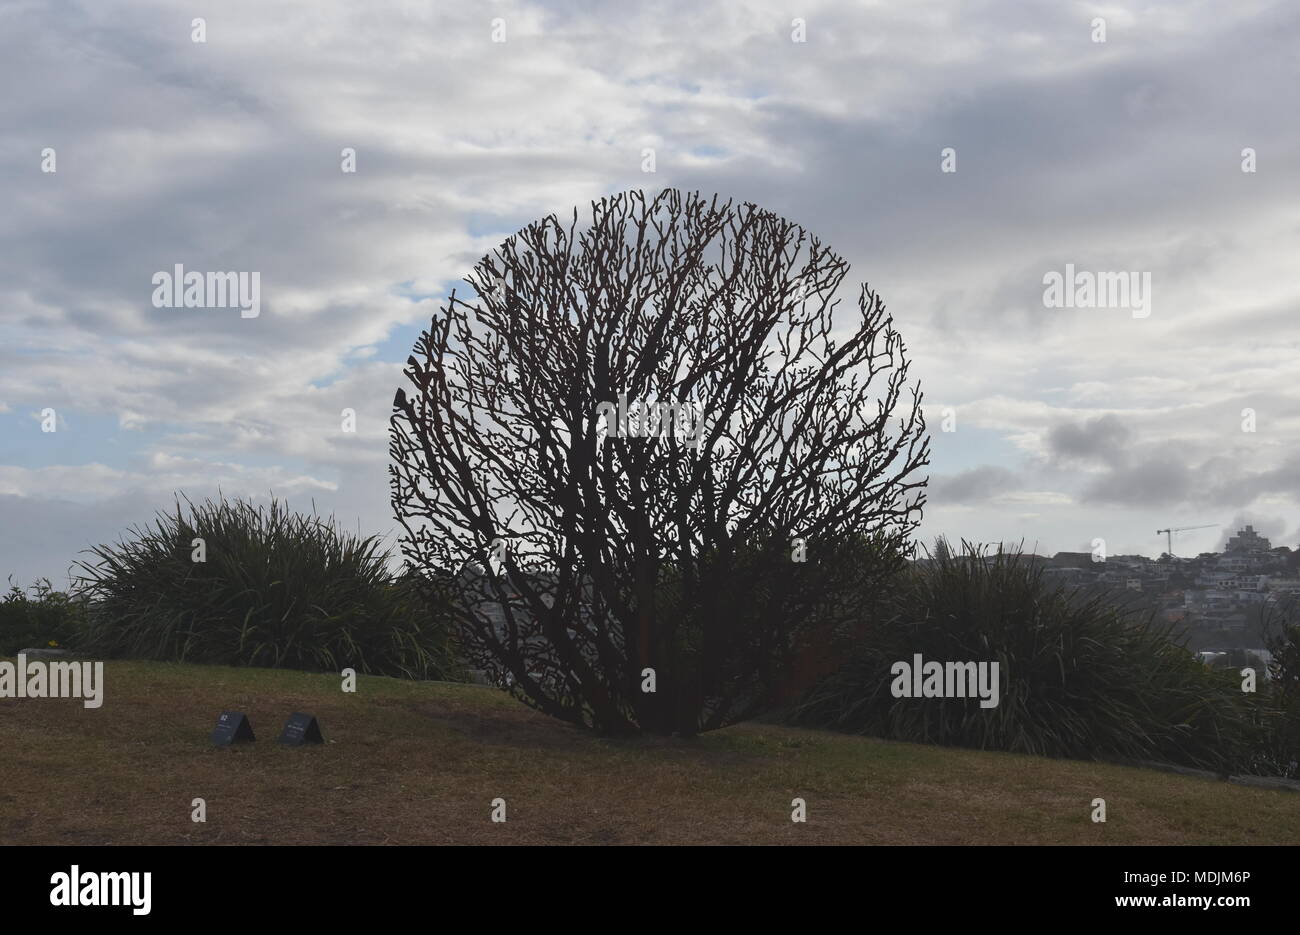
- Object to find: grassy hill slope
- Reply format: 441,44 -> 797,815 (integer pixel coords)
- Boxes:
1,659 -> 1296,845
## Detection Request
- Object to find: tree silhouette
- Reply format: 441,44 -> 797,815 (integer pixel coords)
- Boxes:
390,189 -> 928,735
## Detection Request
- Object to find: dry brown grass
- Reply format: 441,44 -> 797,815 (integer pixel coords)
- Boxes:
2,660 -> 1297,845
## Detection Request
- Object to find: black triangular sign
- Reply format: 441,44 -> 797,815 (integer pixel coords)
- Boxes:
211,711 -> 255,746
278,712 -> 324,745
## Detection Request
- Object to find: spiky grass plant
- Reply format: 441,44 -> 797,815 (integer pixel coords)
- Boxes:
784,541 -> 1261,774
74,494 -> 462,680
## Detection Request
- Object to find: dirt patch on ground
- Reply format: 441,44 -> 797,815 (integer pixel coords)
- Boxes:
404,697 -> 591,752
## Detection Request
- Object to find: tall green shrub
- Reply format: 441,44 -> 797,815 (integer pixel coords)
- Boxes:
1260,600 -> 1300,777
74,494 -> 463,680
785,541 -> 1260,774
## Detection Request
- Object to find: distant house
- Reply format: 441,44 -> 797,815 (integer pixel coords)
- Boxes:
1050,551 -> 1095,569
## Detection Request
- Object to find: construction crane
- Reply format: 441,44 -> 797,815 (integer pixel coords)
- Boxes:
1156,524 -> 1218,556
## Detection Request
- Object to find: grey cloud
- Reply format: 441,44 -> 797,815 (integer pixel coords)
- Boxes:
1047,414 -> 1132,467
930,465 -> 1018,504
1081,457 -> 1193,508
1079,451 -> 1300,513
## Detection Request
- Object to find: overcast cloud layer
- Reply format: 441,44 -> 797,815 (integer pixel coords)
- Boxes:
3,0 -> 1299,584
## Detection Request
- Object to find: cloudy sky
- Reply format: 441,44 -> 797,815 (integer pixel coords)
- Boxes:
3,0 -> 1299,585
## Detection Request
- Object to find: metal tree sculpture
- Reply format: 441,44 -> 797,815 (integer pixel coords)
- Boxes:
390,189 -> 928,735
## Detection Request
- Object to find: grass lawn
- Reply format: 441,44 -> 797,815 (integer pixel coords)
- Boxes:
2,659 -> 1297,845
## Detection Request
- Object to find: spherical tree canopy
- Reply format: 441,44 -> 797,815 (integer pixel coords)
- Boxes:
390,189 -> 928,735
